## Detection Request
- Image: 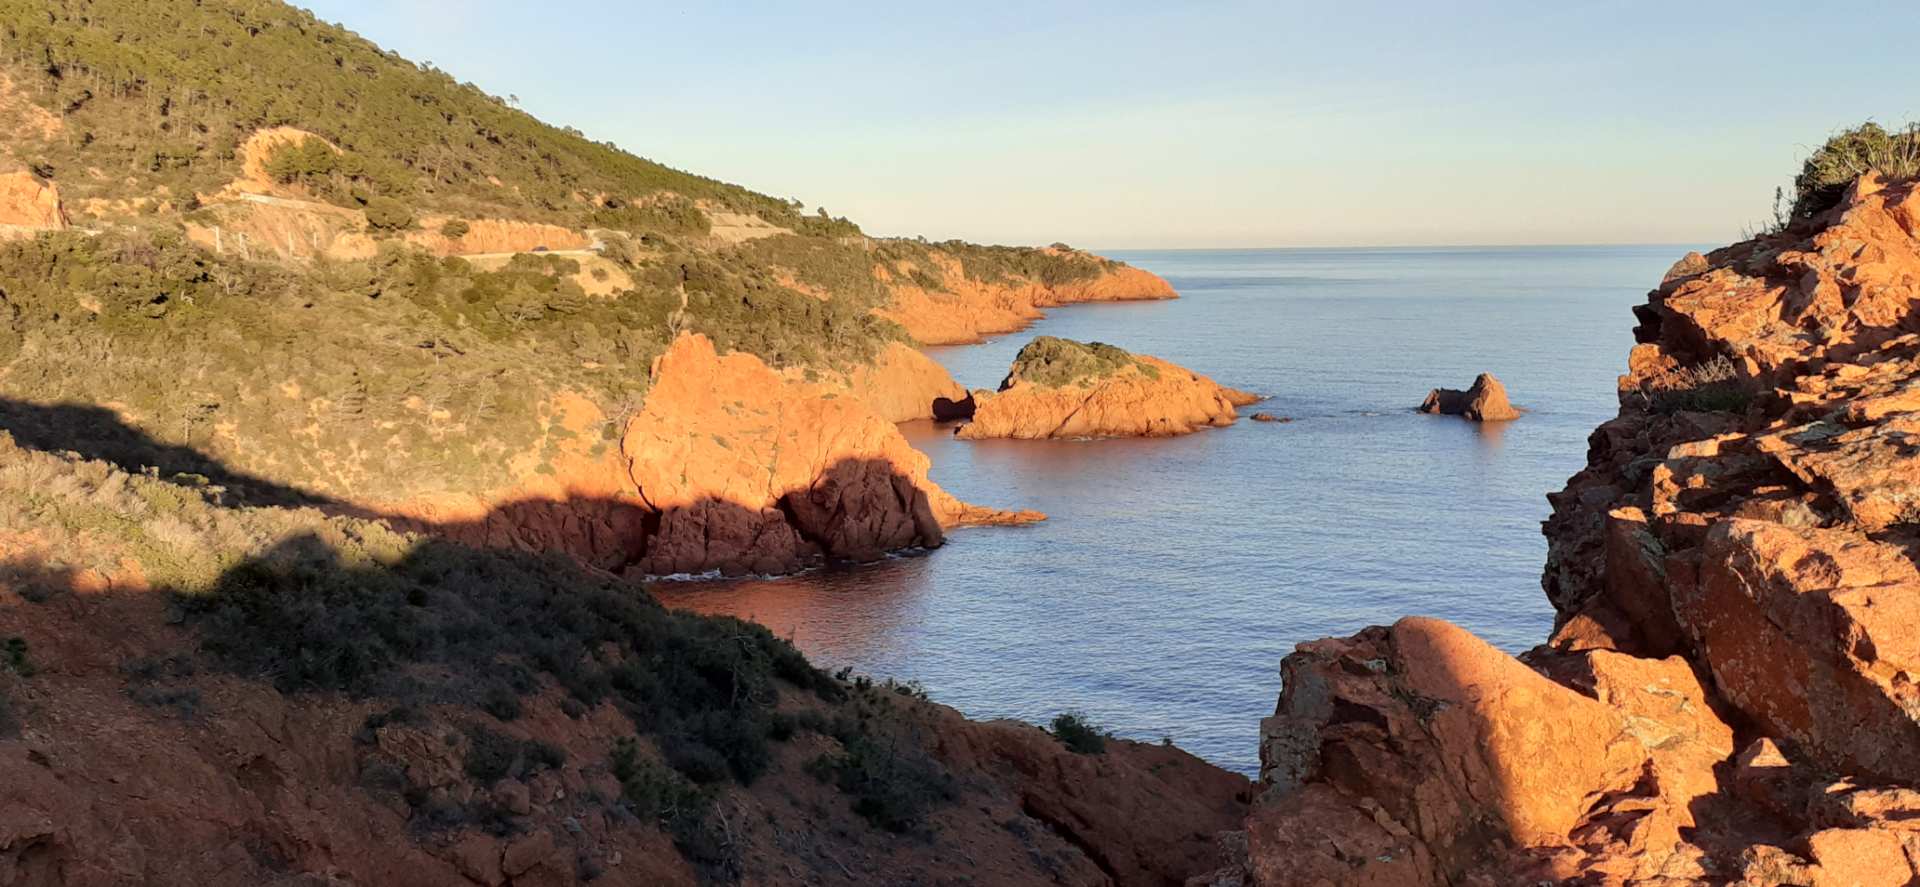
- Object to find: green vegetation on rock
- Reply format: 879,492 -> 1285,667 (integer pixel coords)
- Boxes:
1003,336 -> 1159,389
1049,711 -> 1110,755
935,241 -> 1115,287
1791,121 -> 1920,221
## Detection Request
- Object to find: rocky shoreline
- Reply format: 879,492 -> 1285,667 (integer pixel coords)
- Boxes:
1204,172 -> 1920,885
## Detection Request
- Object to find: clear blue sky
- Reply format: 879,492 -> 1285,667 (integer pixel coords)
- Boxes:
298,1 -> 1917,248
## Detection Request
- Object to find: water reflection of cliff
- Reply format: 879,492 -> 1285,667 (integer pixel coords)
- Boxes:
654,554 -> 938,664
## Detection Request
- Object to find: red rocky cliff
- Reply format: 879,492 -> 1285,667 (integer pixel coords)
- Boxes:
1220,172 -> 1920,885
622,334 -> 1037,575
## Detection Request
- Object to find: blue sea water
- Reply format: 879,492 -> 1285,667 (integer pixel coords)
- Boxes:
657,245 -> 1695,775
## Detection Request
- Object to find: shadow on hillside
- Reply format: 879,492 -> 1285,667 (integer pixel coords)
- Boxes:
0,398 -> 361,513
0,522 -> 841,874
0,395 -> 953,579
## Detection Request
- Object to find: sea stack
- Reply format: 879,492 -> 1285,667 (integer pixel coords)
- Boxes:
1419,373 -> 1519,421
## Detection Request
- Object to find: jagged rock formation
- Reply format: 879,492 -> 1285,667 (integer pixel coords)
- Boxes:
956,337 -> 1258,440
1419,372 -> 1520,421
1217,172 -> 1920,884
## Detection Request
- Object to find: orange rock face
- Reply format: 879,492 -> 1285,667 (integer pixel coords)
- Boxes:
386,337 -> 1034,578
840,341 -> 968,423
876,250 -> 1177,346
957,341 -> 1255,440
1239,618 -> 1728,885
622,334 -> 1037,575
0,170 -> 66,234
1418,372 -> 1519,421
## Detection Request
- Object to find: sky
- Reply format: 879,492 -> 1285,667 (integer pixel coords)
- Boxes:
297,1 -> 1919,249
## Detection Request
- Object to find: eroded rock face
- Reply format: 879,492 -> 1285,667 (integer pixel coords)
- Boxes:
624,334 -> 1037,575
1243,618 -> 1728,885
956,338 -> 1256,440
1419,373 -> 1519,421
0,170 -> 66,234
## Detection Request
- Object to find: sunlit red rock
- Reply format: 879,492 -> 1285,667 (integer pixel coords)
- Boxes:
1418,373 -> 1519,421
623,334 -> 1038,575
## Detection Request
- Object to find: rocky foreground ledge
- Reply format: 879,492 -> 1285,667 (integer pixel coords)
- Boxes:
955,337 -> 1258,440
1204,172 -> 1920,885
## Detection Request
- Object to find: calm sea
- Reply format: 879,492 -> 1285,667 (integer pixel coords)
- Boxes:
657,245 -> 1694,775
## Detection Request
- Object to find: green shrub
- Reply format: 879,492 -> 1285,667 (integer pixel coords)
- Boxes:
1792,122 -> 1920,221
809,727 -> 956,834
3,637 -> 34,677
364,196 -> 414,231
439,219 -> 472,240
1049,711 -> 1109,755
612,737 -> 729,867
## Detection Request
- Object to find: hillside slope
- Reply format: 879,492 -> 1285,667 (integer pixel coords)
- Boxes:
0,0 -> 1171,575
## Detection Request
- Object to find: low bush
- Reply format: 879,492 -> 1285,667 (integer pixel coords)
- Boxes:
176,524 -> 841,791
3,637 -> 33,677
809,726 -> 955,834
1634,355 -> 1752,415
612,737 -> 729,867
934,241 -> 1113,288
1792,122 -> 1920,221
363,196 -> 414,231
1049,711 -> 1109,755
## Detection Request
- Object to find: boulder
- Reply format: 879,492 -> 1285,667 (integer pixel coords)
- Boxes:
1247,617 -> 1729,884
0,169 -> 66,232
1418,373 -> 1519,421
